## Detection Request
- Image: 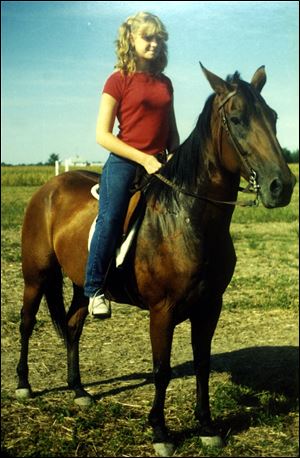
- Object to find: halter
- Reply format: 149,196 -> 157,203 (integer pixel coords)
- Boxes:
154,89 -> 260,207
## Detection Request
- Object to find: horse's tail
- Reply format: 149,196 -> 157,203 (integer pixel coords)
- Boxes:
43,265 -> 68,344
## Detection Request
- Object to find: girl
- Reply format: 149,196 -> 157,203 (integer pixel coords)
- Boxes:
84,12 -> 179,318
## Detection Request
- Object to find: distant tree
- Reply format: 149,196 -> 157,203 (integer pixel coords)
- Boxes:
282,148 -> 299,164
46,153 -> 60,165
291,149 -> 299,163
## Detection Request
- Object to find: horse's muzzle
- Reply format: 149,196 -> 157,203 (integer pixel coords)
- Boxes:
260,172 -> 296,208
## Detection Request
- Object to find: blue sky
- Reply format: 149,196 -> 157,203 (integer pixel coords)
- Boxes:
1,0 -> 299,165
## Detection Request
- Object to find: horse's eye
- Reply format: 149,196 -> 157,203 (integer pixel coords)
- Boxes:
230,116 -> 241,125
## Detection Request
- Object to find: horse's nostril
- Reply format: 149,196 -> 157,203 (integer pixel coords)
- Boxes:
270,178 -> 283,197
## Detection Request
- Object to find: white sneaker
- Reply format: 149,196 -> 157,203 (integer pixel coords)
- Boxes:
88,293 -> 111,319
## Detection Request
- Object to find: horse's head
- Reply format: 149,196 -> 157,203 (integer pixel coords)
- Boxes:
200,63 -> 296,208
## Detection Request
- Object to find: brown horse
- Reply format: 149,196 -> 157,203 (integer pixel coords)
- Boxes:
16,64 -> 296,456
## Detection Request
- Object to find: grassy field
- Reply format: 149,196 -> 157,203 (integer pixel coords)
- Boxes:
1,165 -> 299,457
1,165 -> 102,187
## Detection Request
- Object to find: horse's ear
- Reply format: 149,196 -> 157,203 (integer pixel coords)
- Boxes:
200,62 -> 234,95
251,65 -> 266,93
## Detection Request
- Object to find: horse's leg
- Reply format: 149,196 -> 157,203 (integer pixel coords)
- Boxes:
66,283 -> 91,406
148,306 -> 175,456
190,295 -> 224,447
16,281 -> 43,399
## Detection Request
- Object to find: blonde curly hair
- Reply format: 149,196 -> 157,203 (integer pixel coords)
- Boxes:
115,12 -> 168,75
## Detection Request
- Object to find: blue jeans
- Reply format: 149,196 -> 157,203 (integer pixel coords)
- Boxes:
84,153 -> 138,298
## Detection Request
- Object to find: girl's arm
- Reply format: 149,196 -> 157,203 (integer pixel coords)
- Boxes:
96,92 -> 162,174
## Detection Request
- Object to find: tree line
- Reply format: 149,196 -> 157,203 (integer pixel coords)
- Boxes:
1,148 -> 299,167
281,148 -> 299,164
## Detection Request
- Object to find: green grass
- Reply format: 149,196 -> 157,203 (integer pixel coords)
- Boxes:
1,186 -> 37,229
1,166 -> 56,186
2,376 -> 297,457
1,165 -> 101,186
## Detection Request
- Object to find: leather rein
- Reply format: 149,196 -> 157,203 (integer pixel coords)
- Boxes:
155,90 -> 260,208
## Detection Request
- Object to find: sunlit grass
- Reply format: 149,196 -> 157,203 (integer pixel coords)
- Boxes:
1,165 -> 101,186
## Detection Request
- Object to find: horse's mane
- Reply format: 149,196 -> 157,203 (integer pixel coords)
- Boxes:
227,71 -> 257,105
226,71 -> 241,84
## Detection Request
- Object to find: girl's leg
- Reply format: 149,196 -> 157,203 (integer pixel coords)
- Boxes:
84,154 -> 137,298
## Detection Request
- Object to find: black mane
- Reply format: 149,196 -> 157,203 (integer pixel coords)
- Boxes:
226,71 -> 241,84
227,71 -> 257,106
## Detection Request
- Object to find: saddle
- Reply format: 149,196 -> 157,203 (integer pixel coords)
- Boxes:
116,190 -> 145,267
88,174 -> 146,267
88,178 -> 146,306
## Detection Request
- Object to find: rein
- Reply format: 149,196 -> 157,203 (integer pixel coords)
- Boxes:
154,91 -> 260,208
154,172 -> 259,207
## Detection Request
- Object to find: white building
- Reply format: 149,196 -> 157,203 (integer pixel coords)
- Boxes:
64,155 -> 88,166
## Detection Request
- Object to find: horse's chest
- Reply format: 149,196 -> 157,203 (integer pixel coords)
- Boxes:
135,213 -> 236,304
136,230 -> 196,300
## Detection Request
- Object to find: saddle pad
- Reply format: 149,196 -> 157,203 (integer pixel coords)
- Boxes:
88,216 -> 140,268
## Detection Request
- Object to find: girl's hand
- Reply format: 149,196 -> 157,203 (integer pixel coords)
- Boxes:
142,155 -> 162,174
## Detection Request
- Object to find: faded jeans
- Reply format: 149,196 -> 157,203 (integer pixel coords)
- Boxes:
84,153 -> 137,298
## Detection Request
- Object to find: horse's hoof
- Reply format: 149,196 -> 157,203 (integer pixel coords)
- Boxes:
15,388 -> 32,400
153,442 -> 175,457
200,435 -> 224,447
74,396 -> 93,407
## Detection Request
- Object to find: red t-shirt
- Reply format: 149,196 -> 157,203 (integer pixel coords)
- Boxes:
103,71 -> 173,155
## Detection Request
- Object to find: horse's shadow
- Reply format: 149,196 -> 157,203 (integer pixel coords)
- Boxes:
35,345 -> 298,438
172,345 -> 298,440
89,345 -> 298,399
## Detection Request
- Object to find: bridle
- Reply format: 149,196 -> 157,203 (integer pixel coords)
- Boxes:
155,90 -> 260,207
218,90 -> 260,196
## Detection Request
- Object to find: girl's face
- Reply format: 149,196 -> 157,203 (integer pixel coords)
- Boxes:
131,30 -> 162,64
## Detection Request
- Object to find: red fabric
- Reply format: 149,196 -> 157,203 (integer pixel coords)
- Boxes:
103,71 -> 173,155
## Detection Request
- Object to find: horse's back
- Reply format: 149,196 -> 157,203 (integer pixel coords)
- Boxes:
22,171 -> 99,285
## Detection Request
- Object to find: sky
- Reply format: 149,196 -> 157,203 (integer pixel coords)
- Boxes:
1,0 -> 299,165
